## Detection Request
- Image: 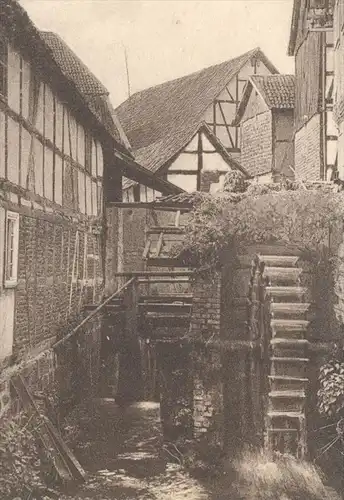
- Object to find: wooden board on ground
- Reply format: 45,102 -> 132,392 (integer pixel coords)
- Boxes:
10,374 -> 86,485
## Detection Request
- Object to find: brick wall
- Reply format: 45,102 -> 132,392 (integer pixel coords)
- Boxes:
0,201 -> 105,421
240,110 -> 273,177
190,272 -> 223,442
294,114 -> 322,180
14,214 -> 103,359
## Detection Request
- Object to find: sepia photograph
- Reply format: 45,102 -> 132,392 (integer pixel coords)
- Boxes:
0,0 -> 344,498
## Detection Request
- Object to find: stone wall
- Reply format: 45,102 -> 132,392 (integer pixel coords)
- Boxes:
190,272 -> 223,442
294,114 -> 322,180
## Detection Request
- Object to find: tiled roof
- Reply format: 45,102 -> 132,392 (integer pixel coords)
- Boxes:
116,48 -> 278,175
122,122 -> 250,191
41,31 -> 129,148
40,31 -> 107,97
250,74 -> 295,109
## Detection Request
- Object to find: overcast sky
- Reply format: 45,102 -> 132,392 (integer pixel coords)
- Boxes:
20,0 -> 295,108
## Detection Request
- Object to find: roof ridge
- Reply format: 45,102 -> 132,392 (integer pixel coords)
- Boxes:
125,47 -> 260,102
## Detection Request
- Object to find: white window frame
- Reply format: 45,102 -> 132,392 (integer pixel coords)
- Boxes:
4,211 -> 19,288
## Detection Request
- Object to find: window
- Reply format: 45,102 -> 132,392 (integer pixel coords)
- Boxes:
4,211 -> 19,287
0,38 -> 7,98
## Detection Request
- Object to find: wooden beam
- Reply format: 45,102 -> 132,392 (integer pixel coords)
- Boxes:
197,132 -> 203,191
168,169 -> 199,175
139,278 -> 190,284
142,238 -> 151,259
218,102 -> 235,148
115,271 -> 193,276
53,277 -> 136,349
107,202 -> 192,212
146,226 -> 185,234
155,232 -> 164,256
175,210 -> 181,227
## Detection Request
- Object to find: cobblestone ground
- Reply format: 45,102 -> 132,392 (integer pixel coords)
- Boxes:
61,399 -> 231,500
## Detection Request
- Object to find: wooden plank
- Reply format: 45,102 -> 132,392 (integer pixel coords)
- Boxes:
10,375 -> 85,484
138,278 -> 190,284
108,202 -> 192,212
146,258 -> 188,268
155,232 -> 164,257
175,210 -> 181,228
146,226 -> 185,234
142,238 -> 151,259
115,271 -> 193,277
140,293 -> 193,302
53,277 -> 136,349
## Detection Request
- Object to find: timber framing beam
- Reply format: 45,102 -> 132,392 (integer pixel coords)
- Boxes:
114,151 -> 184,195
115,271 -> 193,277
108,201 -> 192,212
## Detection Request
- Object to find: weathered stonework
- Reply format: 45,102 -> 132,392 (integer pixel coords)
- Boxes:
190,272 -> 223,442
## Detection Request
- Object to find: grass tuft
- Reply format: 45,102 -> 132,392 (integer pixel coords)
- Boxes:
232,449 -> 341,500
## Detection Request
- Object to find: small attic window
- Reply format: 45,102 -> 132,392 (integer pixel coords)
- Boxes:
0,38 -> 8,99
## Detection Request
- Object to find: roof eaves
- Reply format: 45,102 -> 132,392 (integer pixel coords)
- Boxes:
115,151 -> 184,195
254,48 -> 279,75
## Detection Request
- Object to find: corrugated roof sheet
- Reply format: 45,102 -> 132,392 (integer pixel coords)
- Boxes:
250,74 -> 295,109
116,48 -> 278,175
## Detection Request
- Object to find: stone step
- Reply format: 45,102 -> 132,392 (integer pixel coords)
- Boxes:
270,303 -> 311,318
264,267 -> 302,285
259,255 -> 300,268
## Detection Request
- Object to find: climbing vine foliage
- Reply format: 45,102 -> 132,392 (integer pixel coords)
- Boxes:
173,180 -> 344,271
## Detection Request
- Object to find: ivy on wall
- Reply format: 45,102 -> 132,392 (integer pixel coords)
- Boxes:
173,174 -> 344,272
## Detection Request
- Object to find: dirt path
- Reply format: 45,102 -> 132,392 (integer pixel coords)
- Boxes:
61,399 -> 227,500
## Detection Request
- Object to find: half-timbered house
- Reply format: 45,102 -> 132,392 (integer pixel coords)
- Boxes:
116,47 -> 278,197
114,49 -> 278,272
289,0 -> 337,181
0,0 -> 181,417
333,0 -> 344,178
234,74 -> 295,182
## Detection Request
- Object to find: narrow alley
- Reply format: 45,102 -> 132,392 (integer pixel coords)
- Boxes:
61,399 -> 231,500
